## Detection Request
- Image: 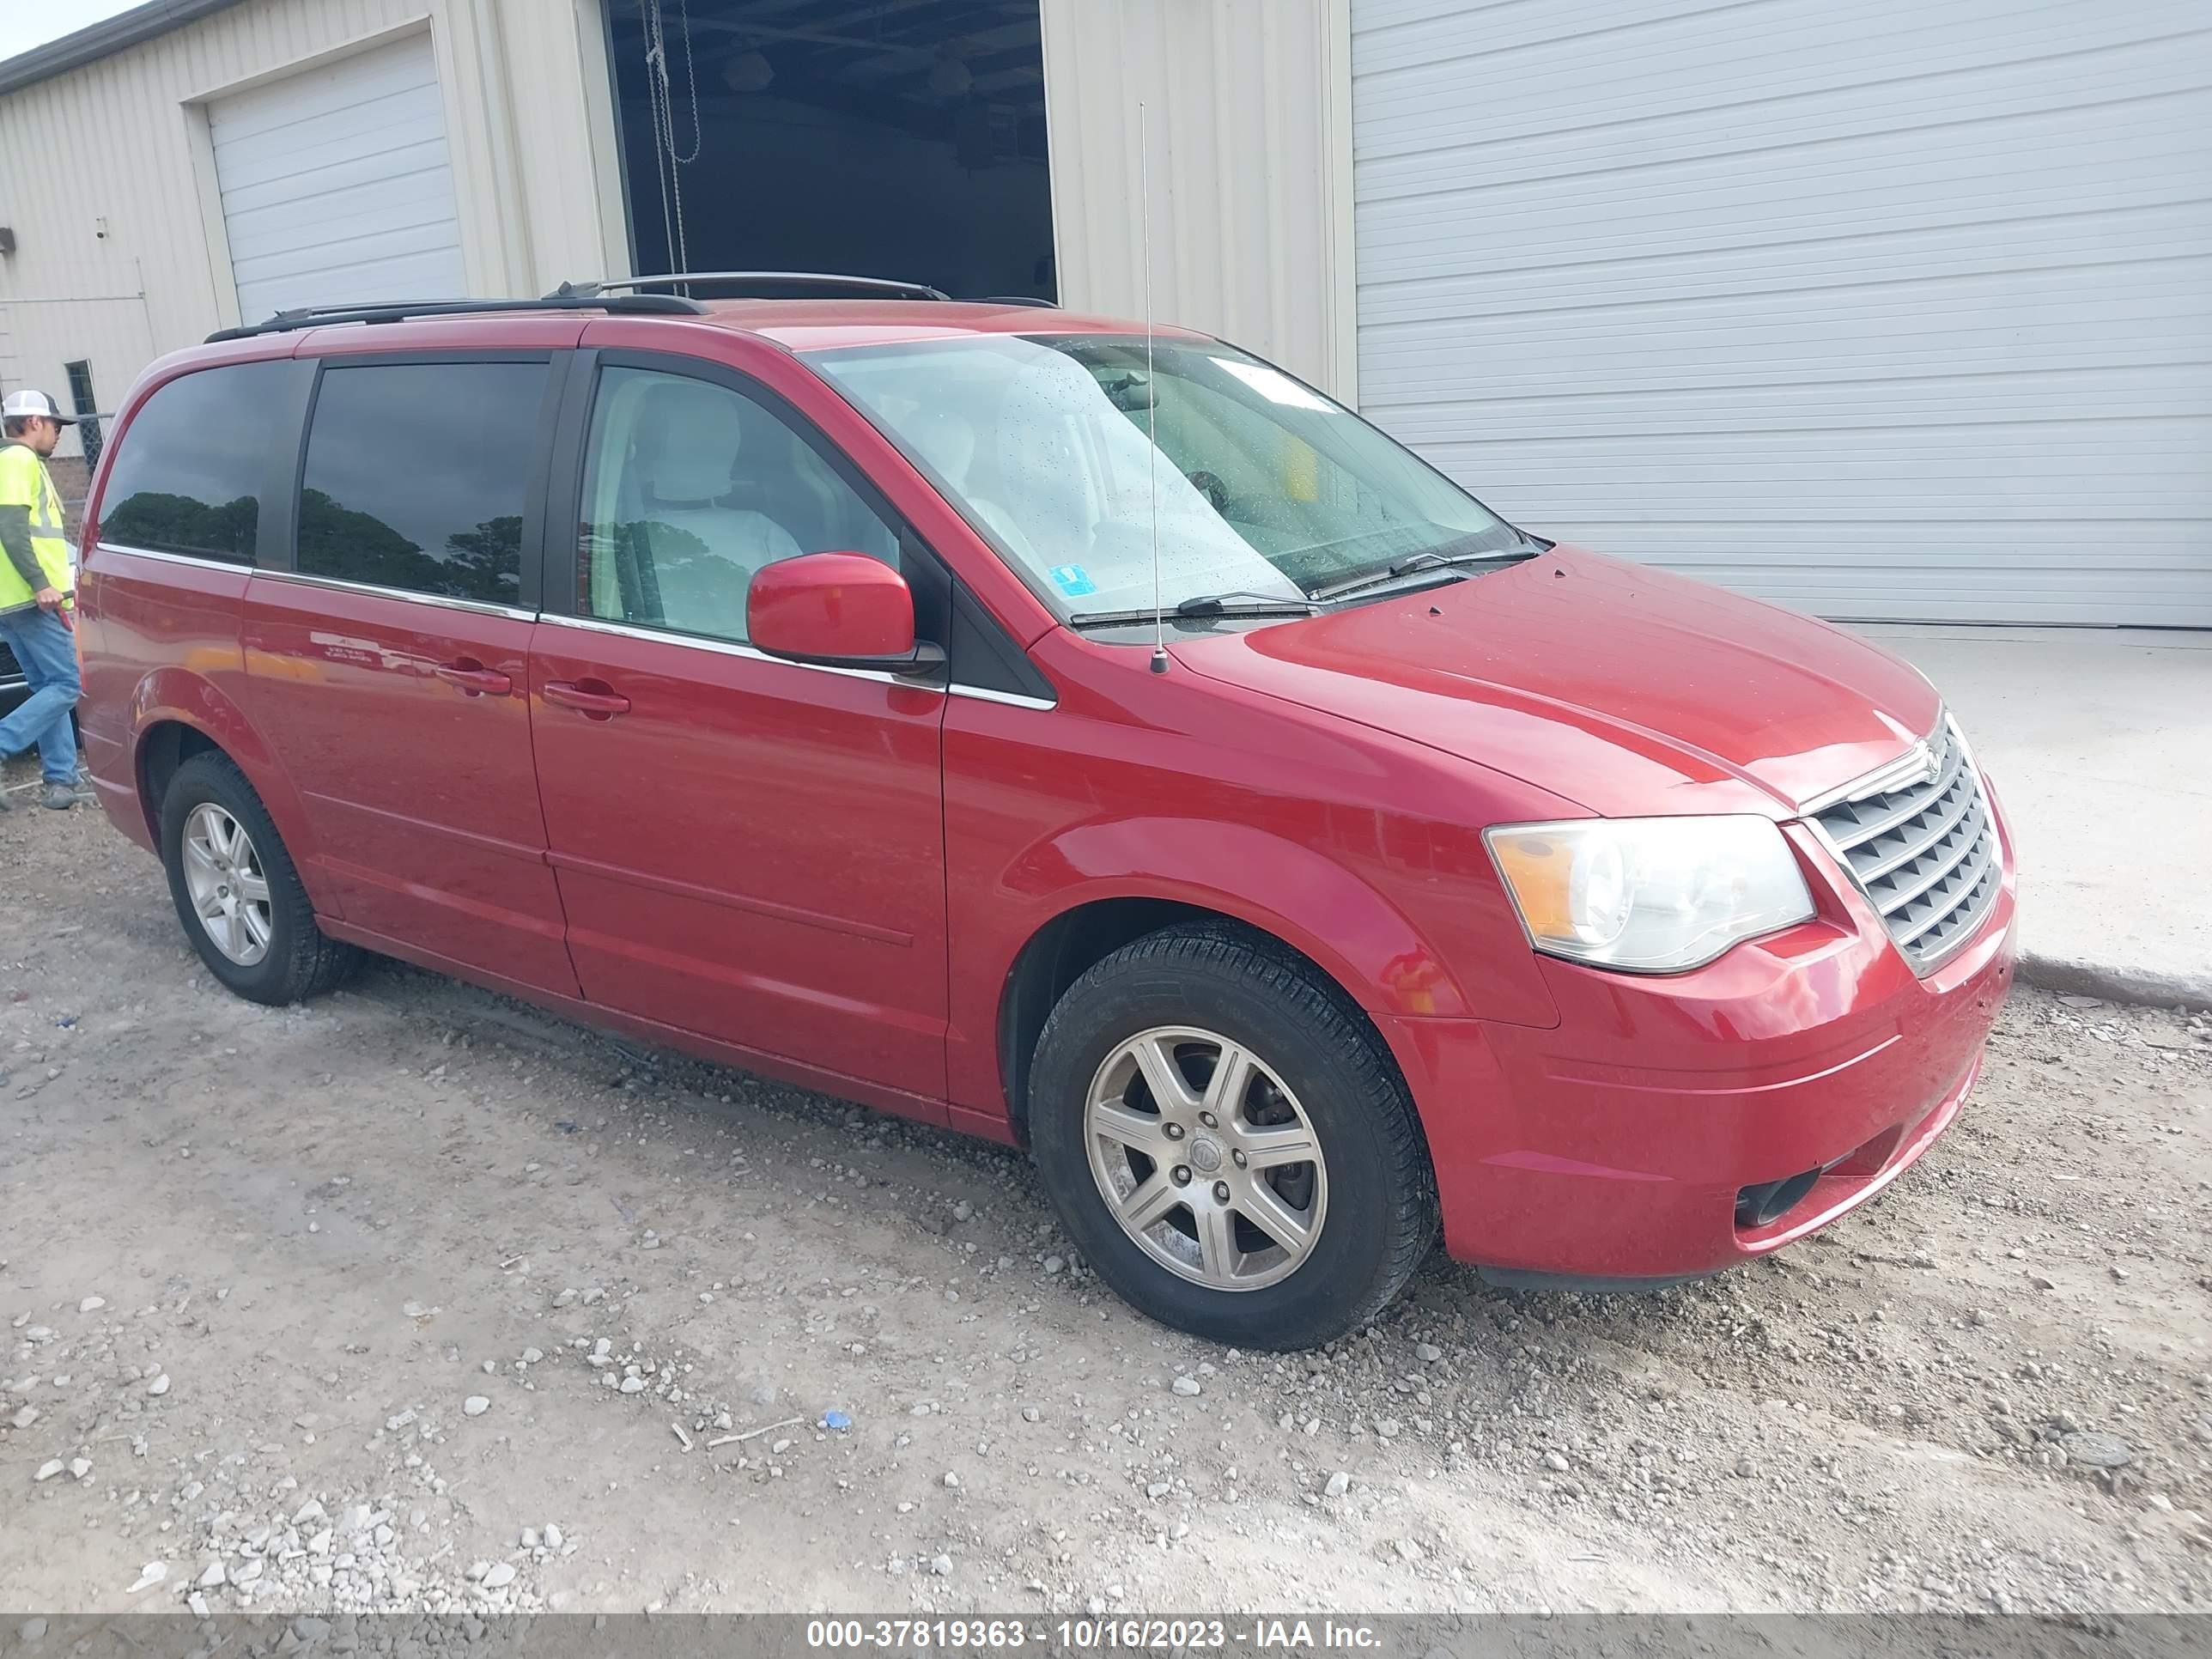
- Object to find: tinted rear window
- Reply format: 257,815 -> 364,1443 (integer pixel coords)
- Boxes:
100,360 -> 291,563
297,362 -> 548,605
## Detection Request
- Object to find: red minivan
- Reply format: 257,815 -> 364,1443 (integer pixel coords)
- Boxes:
75,284 -> 2014,1348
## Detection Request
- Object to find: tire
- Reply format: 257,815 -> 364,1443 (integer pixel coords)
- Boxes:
160,750 -> 360,1006
1029,924 -> 1437,1349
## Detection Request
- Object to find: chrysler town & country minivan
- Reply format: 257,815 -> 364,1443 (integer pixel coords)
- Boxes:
75,285 -> 2015,1348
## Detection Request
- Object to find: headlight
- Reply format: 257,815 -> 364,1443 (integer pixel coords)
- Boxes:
1485,816 -> 1815,973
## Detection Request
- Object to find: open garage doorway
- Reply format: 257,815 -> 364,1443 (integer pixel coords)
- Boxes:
606,1 -> 1055,301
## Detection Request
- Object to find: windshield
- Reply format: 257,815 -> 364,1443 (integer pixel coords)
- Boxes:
813,334 -> 1520,618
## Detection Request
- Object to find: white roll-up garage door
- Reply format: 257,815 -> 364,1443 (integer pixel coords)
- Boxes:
1351,0 -> 2212,625
209,33 -> 466,324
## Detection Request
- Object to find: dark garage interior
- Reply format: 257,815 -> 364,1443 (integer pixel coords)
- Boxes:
606,0 -> 1056,301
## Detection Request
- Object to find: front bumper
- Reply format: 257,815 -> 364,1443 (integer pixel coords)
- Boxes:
1384,797 -> 2018,1281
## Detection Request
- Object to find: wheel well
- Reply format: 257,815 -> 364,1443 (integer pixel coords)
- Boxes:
136,721 -> 223,841
997,899 -> 1395,1146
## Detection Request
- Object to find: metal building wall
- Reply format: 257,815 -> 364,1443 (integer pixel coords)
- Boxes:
8,0 -> 1366,439
1348,0 -> 2212,625
0,0 -> 626,462
1039,0 -> 1357,402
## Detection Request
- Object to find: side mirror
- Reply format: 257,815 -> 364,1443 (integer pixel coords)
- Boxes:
747,551 -> 945,676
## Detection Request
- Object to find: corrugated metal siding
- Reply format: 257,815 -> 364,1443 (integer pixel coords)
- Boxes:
501,0 -> 635,289
1041,0 -> 1357,400
0,0 -> 625,461
1351,0 -> 2212,625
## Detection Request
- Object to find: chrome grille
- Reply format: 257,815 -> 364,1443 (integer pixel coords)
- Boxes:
1810,717 -> 2001,974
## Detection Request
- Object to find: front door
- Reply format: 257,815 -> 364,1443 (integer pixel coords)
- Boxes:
528,357 -> 950,1109
238,354 -> 578,997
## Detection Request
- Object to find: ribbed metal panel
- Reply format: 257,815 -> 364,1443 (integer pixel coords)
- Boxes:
1350,0 -> 2212,625
1040,0 -> 1357,400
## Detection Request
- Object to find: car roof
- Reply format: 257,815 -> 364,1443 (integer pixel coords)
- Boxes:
142,299 -> 1214,386
295,299 -> 1203,353
699,299 -> 1208,353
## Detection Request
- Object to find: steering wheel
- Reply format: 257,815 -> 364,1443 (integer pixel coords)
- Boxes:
1186,469 -> 1231,514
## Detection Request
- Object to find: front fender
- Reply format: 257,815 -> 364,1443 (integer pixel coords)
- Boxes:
1008,817 -> 1483,1019
942,809 -> 1563,1131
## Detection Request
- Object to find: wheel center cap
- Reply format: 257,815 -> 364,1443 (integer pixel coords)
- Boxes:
1188,1135 -> 1225,1174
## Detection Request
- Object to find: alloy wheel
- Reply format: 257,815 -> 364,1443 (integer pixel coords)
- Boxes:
181,802 -> 273,967
1083,1025 -> 1328,1291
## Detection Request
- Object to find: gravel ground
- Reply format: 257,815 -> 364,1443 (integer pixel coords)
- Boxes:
2,776 -> 2209,1617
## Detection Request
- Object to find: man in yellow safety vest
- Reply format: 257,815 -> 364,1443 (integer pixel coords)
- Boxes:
0,389 -> 90,811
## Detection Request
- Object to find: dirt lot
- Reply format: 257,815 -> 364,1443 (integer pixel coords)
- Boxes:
3,771 -> 2209,1618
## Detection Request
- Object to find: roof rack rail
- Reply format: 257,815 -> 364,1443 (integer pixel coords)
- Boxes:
551,270 -> 952,303
204,292 -> 708,344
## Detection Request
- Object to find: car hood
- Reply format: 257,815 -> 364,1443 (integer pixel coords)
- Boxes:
1170,548 -> 1940,819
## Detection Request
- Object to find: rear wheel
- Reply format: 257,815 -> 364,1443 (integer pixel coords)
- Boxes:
1030,925 -> 1436,1349
160,751 -> 359,1005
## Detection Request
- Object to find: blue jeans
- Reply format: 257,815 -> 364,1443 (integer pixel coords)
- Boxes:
0,605 -> 81,786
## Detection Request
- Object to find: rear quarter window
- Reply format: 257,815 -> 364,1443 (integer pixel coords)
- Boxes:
99,360 -> 293,563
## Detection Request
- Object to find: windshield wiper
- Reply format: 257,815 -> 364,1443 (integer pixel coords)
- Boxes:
1068,591 -> 1318,628
1173,590 -> 1317,617
1307,543 -> 1540,603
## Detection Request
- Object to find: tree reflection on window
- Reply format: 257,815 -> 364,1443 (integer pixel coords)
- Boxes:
298,489 -> 521,604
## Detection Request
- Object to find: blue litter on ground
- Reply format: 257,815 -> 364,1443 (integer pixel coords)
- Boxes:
822,1409 -> 853,1431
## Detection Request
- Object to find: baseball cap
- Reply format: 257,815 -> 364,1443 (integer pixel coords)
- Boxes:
1,390 -> 76,426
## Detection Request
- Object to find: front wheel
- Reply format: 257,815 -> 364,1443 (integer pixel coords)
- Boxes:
1029,926 -> 1437,1349
160,751 -> 360,1006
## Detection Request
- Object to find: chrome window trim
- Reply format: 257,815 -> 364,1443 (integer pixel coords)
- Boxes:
947,684 -> 1055,711
102,550 -> 535,623
537,610 -> 935,690
92,557 -> 1030,700
255,567 -> 537,623
96,540 -> 253,573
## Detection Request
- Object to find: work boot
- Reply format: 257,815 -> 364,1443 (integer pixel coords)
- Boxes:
41,780 -> 81,811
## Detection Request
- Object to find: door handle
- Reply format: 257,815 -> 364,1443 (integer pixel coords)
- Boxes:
434,660 -> 514,696
543,678 -> 632,719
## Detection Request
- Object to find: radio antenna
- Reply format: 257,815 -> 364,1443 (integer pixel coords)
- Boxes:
1140,101 -> 1168,675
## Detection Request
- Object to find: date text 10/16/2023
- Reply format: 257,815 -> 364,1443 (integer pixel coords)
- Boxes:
805,1620 -> 1384,1650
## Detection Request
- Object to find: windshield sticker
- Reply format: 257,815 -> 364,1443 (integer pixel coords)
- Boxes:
1048,563 -> 1098,598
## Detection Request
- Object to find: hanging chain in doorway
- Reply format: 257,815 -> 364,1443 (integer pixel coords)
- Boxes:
638,0 -> 703,280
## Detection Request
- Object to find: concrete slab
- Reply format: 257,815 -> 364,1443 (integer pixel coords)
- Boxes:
1851,624 -> 2212,1006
